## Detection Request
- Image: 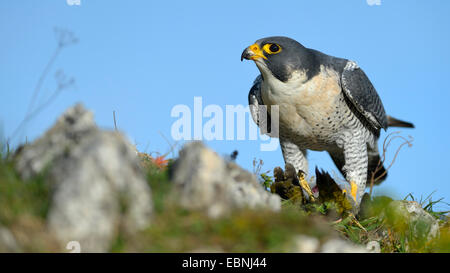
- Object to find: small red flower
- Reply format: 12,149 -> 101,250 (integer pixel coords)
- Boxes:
152,155 -> 169,169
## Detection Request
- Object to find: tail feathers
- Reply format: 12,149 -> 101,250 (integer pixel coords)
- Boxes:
315,167 -> 343,202
387,115 -> 415,128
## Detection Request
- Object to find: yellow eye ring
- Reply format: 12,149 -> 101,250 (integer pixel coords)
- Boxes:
263,43 -> 282,54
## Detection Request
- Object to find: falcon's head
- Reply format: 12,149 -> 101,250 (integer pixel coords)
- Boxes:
241,36 -> 317,82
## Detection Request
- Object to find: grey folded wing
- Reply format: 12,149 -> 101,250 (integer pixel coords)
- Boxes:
248,75 -> 273,135
341,62 -> 388,131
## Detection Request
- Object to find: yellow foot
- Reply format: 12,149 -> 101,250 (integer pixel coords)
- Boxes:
342,180 -> 358,201
350,181 -> 358,201
298,171 -> 315,202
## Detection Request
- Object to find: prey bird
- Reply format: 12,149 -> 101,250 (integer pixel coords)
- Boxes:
241,36 -> 414,208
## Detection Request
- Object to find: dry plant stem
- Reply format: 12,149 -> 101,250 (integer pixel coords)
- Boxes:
113,111 -> 118,131
8,29 -> 78,143
369,132 -> 413,196
26,47 -> 61,117
253,158 -> 264,176
158,131 -> 179,159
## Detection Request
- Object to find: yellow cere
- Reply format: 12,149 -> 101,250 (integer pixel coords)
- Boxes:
248,43 -> 267,60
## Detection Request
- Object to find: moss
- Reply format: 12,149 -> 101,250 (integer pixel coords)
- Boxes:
270,180 -> 304,203
0,158 -> 51,225
270,165 -> 304,204
333,195 -> 449,253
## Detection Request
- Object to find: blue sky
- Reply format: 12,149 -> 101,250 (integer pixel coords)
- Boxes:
1,0 -> 449,209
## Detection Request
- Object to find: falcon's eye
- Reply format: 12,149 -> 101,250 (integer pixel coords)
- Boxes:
263,43 -> 282,54
269,44 -> 279,52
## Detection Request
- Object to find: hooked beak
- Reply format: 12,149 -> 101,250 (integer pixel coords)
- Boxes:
241,43 -> 267,61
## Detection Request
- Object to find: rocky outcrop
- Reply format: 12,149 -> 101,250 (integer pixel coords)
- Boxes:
15,104 -> 153,252
385,200 -> 440,241
169,142 -> 281,218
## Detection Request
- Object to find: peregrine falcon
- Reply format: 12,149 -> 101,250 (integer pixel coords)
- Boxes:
241,36 -> 413,207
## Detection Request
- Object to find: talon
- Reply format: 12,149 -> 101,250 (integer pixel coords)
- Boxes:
298,171 -> 315,202
349,213 -> 366,232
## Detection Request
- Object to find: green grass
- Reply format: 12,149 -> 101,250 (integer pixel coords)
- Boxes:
111,159 -> 336,252
0,149 -> 448,253
115,205 -> 334,252
0,156 -> 51,225
332,195 -> 450,253
0,152 -> 60,252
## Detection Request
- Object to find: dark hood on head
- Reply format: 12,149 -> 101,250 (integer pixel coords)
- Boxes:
255,36 -> 319,82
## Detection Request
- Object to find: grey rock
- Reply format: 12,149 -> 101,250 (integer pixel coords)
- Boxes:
366,241 -> 381,253
289,235 -> 369,253
320,238 -> 368,253
386,200 -> 440,241
289,235 -> 320,253
15,104 -> 153,252
170,142 -> 281,218
0,226 -> 20,253
15,104 -> 97,180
